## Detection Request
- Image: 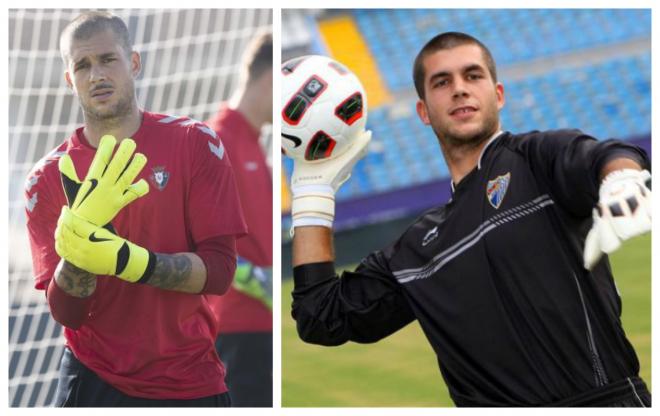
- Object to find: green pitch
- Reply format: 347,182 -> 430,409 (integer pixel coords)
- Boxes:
281,233 -> 651,407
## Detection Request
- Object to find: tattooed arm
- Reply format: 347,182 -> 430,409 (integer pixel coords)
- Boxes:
51,253 -> 209,296
46,261 -> 97,329
52,252 -> 227,295
146,236 -> 237,295
51,236 -> 235,297
54,260 -> 97,298
147,253 -> 205,294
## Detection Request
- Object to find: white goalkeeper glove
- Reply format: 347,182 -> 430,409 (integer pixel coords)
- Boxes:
583,169 -> 651,270
290,130 -> 372,229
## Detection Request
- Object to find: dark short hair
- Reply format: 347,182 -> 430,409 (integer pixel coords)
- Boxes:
413,32 -> 497,99
59,11 -> 132,65
242,30 -> 272,80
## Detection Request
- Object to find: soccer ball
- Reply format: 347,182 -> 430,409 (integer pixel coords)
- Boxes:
281,55 -> 367,162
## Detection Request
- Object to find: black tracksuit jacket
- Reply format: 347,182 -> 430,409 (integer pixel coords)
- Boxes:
292,129 -> 651,406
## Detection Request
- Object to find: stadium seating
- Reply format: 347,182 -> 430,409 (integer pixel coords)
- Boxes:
286,10 -> 651,202
282,55 -> 651,202
283,10 -> 650,203
353,9 -> 651,92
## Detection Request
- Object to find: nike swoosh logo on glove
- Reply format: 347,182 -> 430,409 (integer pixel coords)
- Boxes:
78,178 -> 98,206
89,232 -> 112,243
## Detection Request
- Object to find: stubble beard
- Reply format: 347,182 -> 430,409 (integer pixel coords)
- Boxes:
433,106 -> 500,151
82,87 -> 136,129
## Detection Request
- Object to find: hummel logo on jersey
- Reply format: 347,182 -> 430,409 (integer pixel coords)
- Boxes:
422,226 -> 439,246
208,141 -> 225,160
26,192 -> 38,212
487,172 -> 511,209
196,124 -> 217,139
25,176 -> 38,192
150,166 -> 170,191
89,232 -> 112,243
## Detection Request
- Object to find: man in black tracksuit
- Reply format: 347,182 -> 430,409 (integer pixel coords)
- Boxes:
287,32 -> 651,406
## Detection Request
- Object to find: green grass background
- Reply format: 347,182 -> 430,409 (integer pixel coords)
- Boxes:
281,233 -> 651,406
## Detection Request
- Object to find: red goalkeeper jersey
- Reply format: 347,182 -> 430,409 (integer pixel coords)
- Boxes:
206,105 -> 273,333
25,111 -> 247,399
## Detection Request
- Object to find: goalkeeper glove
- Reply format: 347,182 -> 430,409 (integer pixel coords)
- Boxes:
233,258 -> 272,309
54,206 -> 156,283
583,169 -> 651,270
59,134 -> 149,227
290,130 -> 371,229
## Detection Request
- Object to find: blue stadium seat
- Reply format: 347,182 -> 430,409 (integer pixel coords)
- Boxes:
283,11 -> 650,205
352,9 -> 650,94
342,53 -> 650,200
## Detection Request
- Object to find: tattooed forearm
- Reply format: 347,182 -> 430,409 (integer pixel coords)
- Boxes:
54,260 -> 97,298
149,253 -> 197,292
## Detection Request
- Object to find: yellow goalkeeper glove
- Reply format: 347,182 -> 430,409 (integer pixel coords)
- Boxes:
233,258 -> 272,309
59,135 -> 149,227
54,206 -> 156,283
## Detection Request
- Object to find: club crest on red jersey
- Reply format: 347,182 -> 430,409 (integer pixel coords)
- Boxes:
150,166 -> 170,191
486,172 -> 510,209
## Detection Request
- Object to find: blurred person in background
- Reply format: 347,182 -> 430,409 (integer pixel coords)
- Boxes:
289,32 -> 651,407
206,30 -> 273,407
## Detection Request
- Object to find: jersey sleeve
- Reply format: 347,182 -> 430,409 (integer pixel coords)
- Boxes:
187,126 -> 247,243
291,250 -> 416,346
516,129 -> 650,217
25,167 -> 64,290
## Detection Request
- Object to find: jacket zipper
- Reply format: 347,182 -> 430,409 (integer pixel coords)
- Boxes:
571,272 -> 609,387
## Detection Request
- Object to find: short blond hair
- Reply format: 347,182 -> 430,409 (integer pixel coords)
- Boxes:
60,11 -> 132,66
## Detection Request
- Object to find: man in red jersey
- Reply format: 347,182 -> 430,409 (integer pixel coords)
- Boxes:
24,11 -> 246,407
206,30 -> 273,407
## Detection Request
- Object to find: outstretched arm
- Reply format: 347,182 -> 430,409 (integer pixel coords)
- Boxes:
599,157 -> 642,180
584,157 -> 650,269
